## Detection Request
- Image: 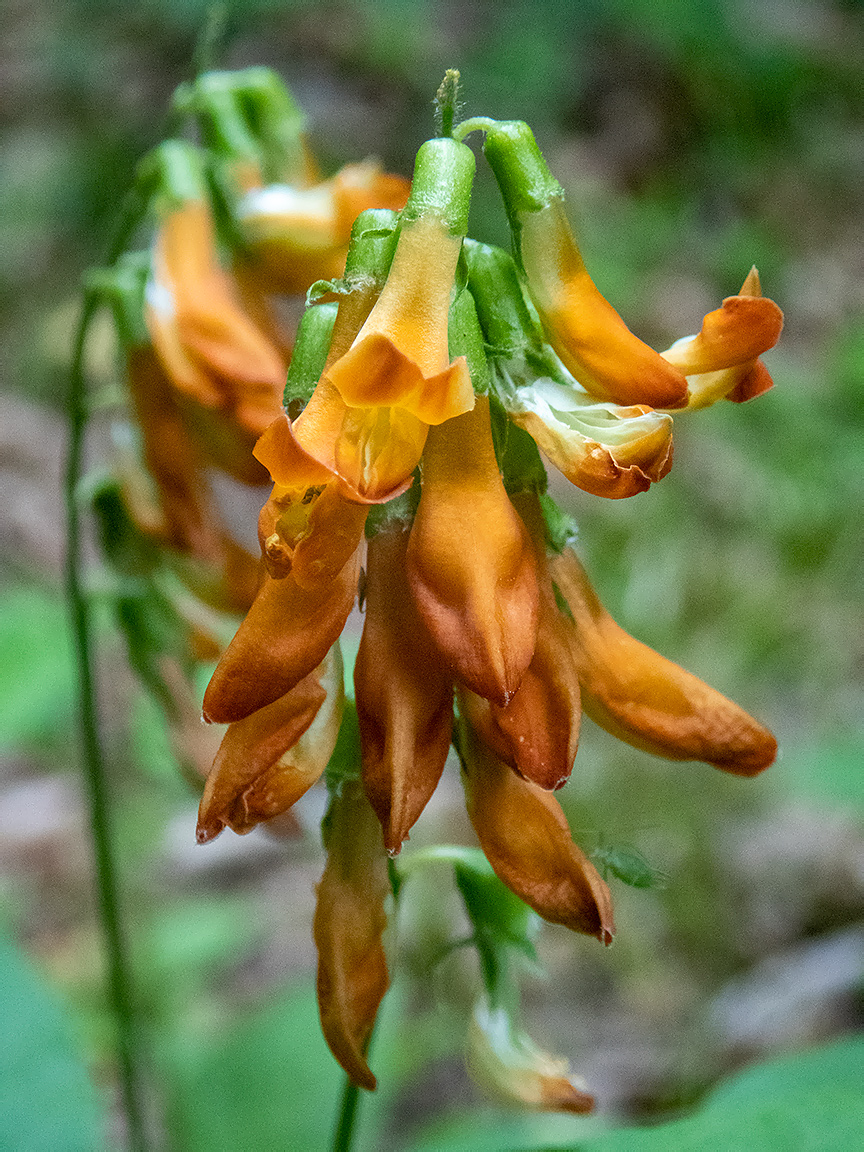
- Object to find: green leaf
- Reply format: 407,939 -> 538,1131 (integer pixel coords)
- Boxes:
0,937 -> 103,1151
570,1035 -> 864,1151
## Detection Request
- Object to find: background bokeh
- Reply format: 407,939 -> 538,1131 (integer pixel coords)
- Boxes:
1,1 -> 862,1148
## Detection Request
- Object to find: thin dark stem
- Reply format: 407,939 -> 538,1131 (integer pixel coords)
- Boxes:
64,192 -> 151,1151
331,1073 -> 362,1152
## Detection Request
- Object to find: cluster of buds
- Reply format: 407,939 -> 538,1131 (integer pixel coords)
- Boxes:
93,68 -> 782,1110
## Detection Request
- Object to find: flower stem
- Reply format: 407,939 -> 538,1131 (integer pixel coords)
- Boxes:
65,191 -> 151,1151
331,1072 -> 362,1152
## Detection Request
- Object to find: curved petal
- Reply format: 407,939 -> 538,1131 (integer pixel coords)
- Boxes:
520,200 -> 689,409
202,546 -> 360,724
355,527 -> 454,853
314,778 -> 390,1091
550,549 -> 777,775
407,396 -> 539,705
460,723 -> 614,943
197,649 -> 343,840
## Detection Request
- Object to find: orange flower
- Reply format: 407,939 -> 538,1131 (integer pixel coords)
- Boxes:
354,525 -> 454,854
293,139 -> 477,502
460,720 -> 615,944
550,548 -> 777,775
145,197 -> 286,484
197,647 -> 343,841
313,777 -> 391,1090
458,492 -> 581,791
660,267 -> 784,409
238,160 -> 411,293
482,121 -> 689,409
202,545 -> 361,724
406,395 -> 539,705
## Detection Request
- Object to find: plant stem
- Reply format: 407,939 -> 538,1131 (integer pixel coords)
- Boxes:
331,1072 -> 362,1152
64,193 -> 151,1151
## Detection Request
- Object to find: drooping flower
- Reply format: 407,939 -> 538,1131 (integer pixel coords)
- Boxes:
482,120 -> 690,410
660,267 -> 784,409
467,997 -> 595,1115
550,547 -> 777,775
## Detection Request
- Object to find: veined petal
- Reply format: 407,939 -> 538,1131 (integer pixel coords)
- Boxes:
197,648 -> 343,841
314,778 -> 390,1091
293,378 -> 423,504
407,396 -> 539,705
506,376 -> 674,499
520,200 -> 689,409
460,723 -> 614,943
355,527 -> 454,854
661,269 -> 783,410
202,546 -> 360,724
467,998 -> 594,1115
550,549 -> 777,775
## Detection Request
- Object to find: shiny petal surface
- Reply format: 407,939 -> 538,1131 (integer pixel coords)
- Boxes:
314,778 -> 390,1090
407,396 -> 539,705
521,201 -> 688,408
202,547 -> 360,723
355,527 -> 454,853
550,549 -> 777,775
461,724 -> 614,942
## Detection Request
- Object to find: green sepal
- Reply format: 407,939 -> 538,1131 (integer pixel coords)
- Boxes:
401,136 -> 475,236
135,139 -> 210,217
448,285 -> 490,396
173,72 -> 263,171
498,414 -> 548,497
591,842 -> 668,890
481,119 -> 563,235
85,253 -> 150,349
342,209 -> 400,279
232,67 -> 307,185
323,698 -> 363,794
83,472 -> 161,577
283,302 -> 338,408
538,492 -> 578,554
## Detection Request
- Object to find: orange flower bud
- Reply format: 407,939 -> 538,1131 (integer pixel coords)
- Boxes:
202,545 -> 360,724
550,549 -> 777,775
460,723 -> 614,943
314,778 -> 391,1090
407,395 -> 540,705
520,200 -> 689,409
355,526 -> 454,853
145,199 -> 286,483
459,493 -> 580,790
197,648 -> 343,841
661,268 -> 784,410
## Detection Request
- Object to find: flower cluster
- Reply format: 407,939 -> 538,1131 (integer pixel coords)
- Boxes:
87,61 -> 783,1112
189,97 -> 781,1100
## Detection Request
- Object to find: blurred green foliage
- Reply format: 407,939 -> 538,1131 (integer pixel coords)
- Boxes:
1,0 -> 862,1148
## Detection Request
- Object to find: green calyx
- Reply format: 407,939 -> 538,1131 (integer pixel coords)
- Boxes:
401,136 -> 476,236
284,302 -> 338,409
136,139 -> 209,216
86,253 -> 150,349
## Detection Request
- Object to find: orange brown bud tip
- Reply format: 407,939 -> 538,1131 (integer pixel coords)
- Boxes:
519,200 -> 689,409
407,396 -> 540,705
467,999 -> 595,1115
661,269 -> 784,410
314,778 -> 391,1090
197,649 -> 342,841
550,549 -> 777,776
355,527 -> 454,853
202,546 -> 360,724
460,724 -> 615,943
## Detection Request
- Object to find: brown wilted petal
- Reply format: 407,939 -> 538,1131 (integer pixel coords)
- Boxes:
407,396 -> 539,705
197,648 -> 343,841
460,723 -> 614,943
202,546 -> 360,724
550,549 -> 778,775
314,778 -> 391,1090
355,526 -> 453,853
